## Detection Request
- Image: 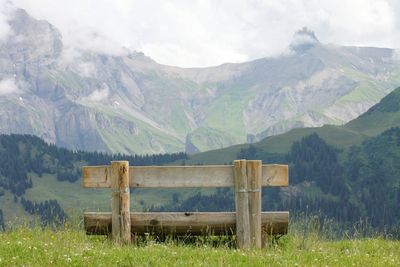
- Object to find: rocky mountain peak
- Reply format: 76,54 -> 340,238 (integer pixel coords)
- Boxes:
289,27 -> 320,53
1,9 -> 399,155
5,8 -> 62,64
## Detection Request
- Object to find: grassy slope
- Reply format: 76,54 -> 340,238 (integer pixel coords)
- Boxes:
187,125 -> 366,164
345,86 -> 400,135
89,105 -> 184,154
0,228 -> 399,266
0,172 -> 214,224
187,87 -> 400,164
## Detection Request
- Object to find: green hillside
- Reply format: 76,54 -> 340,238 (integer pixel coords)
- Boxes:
345,86 -> 400,135
188,87 -> 400,164
1,87 -> 400,233
160,87 -> 400,234
0,135 -> 188,226
163,127 -> 400,235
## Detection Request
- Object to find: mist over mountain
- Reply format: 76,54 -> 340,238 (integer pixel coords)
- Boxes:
0,8 -> 400,155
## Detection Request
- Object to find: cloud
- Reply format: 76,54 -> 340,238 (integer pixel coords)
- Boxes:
4,0 -> 400,67
83,84 -> 109,102
0,1 -> 13,41
393,50 -> 400,61
76,62 -> 97,78
0,78 -> 18,95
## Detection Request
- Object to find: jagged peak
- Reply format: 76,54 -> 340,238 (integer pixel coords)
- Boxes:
289,27 -> 320,53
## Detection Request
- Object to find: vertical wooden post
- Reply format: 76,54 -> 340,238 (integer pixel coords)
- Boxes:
234,160 -> 250,250
247,160 -> 262,249
111,161 -> 131,244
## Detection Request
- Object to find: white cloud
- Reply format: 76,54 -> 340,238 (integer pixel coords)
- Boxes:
4,0 -> 400,67
0,1 -> 13,41
393,50 -> 400,61
0,78 -> 18,95
76,62 -> 97,78
83,84 -> 109,102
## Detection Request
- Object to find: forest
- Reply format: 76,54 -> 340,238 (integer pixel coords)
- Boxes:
1,128 -> 400,235
153,127 -> 400,236
0,134 -> 188,227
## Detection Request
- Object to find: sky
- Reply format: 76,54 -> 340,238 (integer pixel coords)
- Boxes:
1,0 -> 400,67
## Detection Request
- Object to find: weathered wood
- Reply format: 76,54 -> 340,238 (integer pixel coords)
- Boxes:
262,164 -> 289,187
247,160 -> 262,249
234,160 -> 251,250
84,211 -> 289,236
82,166 -> 110,188
82,164 -> 288,188
111,161 -> 131,244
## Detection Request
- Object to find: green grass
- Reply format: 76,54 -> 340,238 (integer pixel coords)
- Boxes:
186,125 -> 366,165
204,86 -> 258,141
0,171 -> 216,224
186,127 -> 241,153
0,227 -> 399,266
89,106 -> 184,154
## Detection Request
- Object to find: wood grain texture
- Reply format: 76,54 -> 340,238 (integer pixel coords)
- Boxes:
262,164 -> 289,187
247,160 -> 262,249
234,160 -> 251,250
84,211 -> 289,236
82,164 -> 288,188
111,161 -> 131,244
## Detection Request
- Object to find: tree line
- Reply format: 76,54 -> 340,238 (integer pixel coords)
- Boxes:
20,198 -> 66,227
154,127 -> 400,236
0,134 -> 188,195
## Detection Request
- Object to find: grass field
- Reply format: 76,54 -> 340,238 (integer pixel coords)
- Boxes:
1,227 -> 399,266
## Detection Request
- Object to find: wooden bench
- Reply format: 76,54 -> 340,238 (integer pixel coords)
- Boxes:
82,160 -> 289,249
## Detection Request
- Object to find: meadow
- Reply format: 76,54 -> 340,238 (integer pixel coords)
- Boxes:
1,220 -> 399,267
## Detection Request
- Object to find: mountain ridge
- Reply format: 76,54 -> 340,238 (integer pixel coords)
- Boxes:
1,8 -> 400,154
1,87 -> 400,230
187,86 -> 400,164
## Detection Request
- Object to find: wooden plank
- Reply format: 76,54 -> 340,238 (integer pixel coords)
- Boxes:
234,160 -> 251,249
111,161 -> 131,244
131,165 -> 233,188
84,211 -> 288,236
82,166 -> 110,188
262,164 -> 288,186
82,164 -> 288,188
247,160 -> 262,249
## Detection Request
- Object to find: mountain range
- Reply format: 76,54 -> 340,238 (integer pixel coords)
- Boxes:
1,9 -> 400,155
1,87 -> 400,230
187,86 -> 400,164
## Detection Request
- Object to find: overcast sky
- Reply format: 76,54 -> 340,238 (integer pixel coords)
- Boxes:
2,0 -> 400,67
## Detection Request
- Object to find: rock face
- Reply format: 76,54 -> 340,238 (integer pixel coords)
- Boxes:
1,9 -> 400,154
